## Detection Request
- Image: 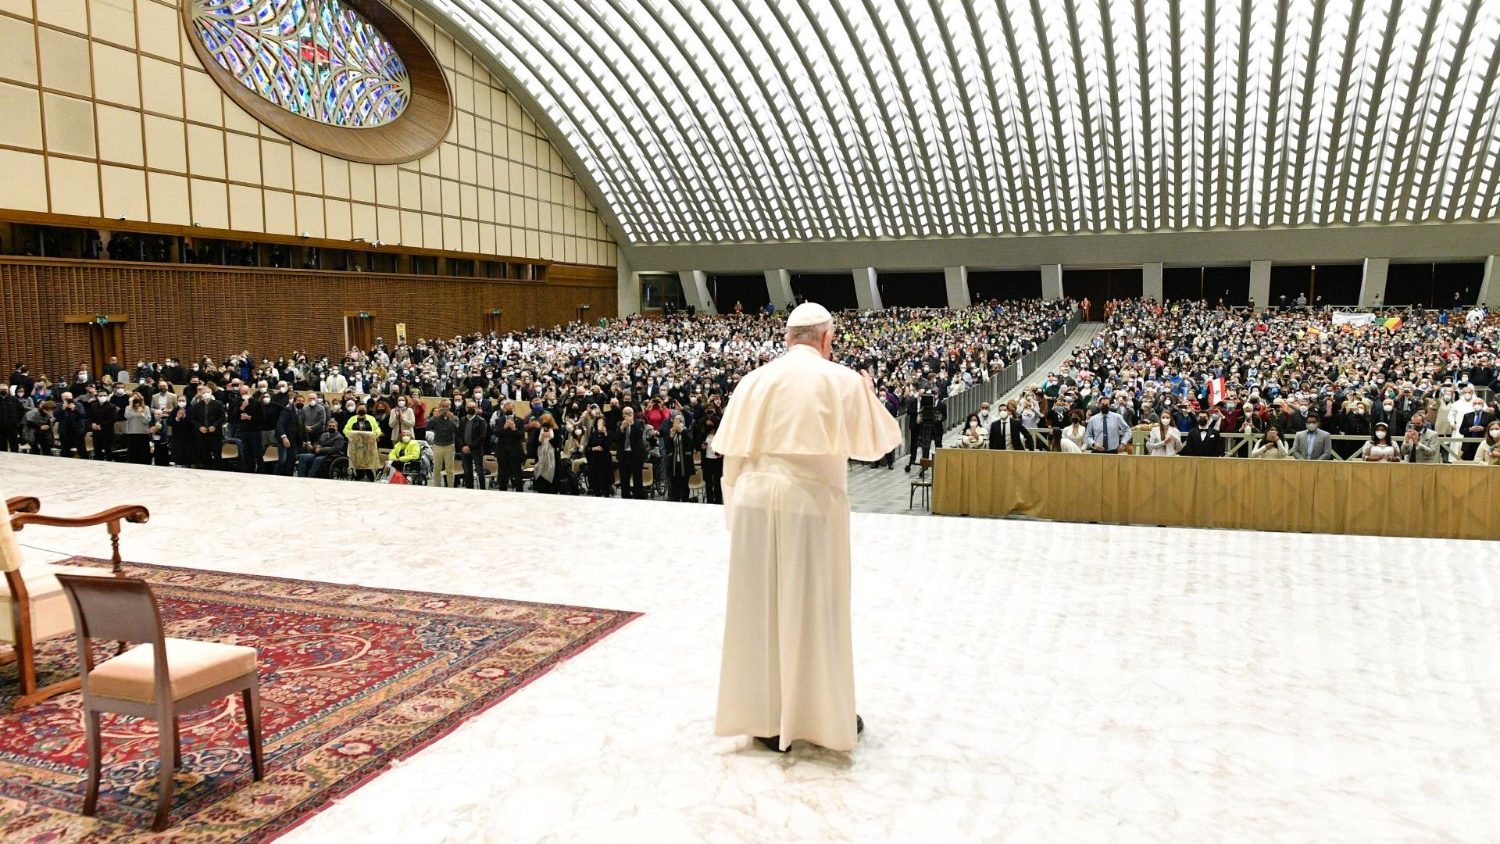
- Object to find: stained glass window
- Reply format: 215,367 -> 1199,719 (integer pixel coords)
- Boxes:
189,0 -> 410,128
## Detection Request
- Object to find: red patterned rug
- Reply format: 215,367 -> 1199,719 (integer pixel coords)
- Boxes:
0,558 -> 639,841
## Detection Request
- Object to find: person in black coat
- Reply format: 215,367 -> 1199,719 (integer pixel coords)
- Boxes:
1179,412 -> 1224,457
274,397 -> 309,476
1460,403 -> 1497,461
190,386 -> 227,469
986,409 -> 1032,451
85,389 -> 119,460
662,415 -> 695,502
456,403 -> 489,489
699,415 -> 724,504
494,415 -> 526,491
585,418 -> 614,496
614,406 -> 649,499
0,389 -> 23,453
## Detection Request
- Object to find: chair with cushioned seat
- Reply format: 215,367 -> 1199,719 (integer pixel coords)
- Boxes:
54,574 -> 264,832
3,496 -> 149,709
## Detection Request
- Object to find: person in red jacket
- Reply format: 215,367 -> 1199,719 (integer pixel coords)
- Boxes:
642,396 -> 671,431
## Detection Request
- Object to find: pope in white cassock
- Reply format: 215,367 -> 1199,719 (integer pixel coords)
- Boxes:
712,302 -> 904,752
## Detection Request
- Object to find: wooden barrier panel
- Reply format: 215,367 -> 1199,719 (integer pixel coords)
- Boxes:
932,449 -> 1500,540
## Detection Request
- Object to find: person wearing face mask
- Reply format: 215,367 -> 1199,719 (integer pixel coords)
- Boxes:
426,400 -> 458,488
1473,423 -> 1500,466
189,385 -> 226,470
388,396 -> 416,444
1179,411 -> 1224,458
1084,397 -> 1131,454
456,401 -> 489,489
1250,426 -> 1291,459
275,394 -> 310,476
1399,412 -> 1439,463
585,417 -> 615,497
1459,399 -> 1496,462
342,404 -> 383,481
387,429 -> 423,480
1146,412 -> 1182,456
1373,397 -> 1409,438
297,420 -> 347,478
1292,413 -> 1334,460
84,386 -> 119,461
987,404 -> 1031,451
1360,421 -> 1401,462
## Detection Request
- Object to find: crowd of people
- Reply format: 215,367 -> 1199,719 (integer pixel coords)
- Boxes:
953,299 -> 1500,464
0,299 -> 1073,498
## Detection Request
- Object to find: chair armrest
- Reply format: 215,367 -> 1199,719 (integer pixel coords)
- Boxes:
12,505 -> 150,532
5,496 -> 41,516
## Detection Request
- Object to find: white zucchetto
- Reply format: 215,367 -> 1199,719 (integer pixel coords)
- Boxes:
786,302 -> 833,328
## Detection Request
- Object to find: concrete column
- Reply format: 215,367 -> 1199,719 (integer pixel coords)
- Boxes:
764,269 -> 795,312
1359,257 -> 1390,309
1041,263 -> 1063,300
944,266 -> 971,309
678,270 -> 716,314
616,254 -> 640,317
1476,256 -> 1498,309
853,267 -> 882,311
1249,260 -> 1272,310
1142,262 -> 1164,301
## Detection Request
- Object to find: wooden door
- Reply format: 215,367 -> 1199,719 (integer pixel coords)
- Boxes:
64,315 -> 127,379
344,313 -> 374,353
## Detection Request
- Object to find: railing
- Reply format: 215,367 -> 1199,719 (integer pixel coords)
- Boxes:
976,426 -> 1489,462
891,308 -> 1082,458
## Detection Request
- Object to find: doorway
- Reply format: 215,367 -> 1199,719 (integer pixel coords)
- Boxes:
344,312 -> 375,353
64,315 -> 127,378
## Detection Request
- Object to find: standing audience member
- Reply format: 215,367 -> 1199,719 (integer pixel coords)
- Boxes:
1292,415 -> 1334,460
427,400 -> 458,487
615,406 -> 648,499
1400,412 -> 1439,464
586,417 -> 614,496
122,393 -> 152,464
1085,398 -> 1132,454
1180,411 -> 1225,458
457,401 -> 488,489
1250,427 -> 1290,459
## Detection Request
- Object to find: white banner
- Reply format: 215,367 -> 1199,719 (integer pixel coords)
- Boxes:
1331,311 -> 1376,327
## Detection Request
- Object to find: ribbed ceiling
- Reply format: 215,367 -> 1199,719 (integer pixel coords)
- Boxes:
427,0 -> 1500,245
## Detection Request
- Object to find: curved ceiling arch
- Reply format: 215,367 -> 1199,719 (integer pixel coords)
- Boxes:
418,0 -> 1500,247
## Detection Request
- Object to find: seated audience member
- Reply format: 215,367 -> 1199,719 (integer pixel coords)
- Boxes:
1250,427 -> 1291,459
1360,422 -> 1402,462
1145,412 -> 1181,456
1292,414 -> 1334,460
388,431 -> 422,478
298,420 -> 347,478
1474,423 -> 1500,466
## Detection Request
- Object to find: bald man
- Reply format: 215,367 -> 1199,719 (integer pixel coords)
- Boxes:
712,302 -> 903,753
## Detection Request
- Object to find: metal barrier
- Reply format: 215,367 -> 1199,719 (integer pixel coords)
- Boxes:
1000,426 -> 1488,462
896,308 -> 1082,459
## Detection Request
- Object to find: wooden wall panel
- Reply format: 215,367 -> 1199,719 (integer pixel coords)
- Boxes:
0,258 -> 616,379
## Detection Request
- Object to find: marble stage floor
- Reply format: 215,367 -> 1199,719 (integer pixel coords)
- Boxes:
3,453 -> 1497,843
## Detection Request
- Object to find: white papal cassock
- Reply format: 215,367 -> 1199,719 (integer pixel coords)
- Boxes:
713,343 -> 902,751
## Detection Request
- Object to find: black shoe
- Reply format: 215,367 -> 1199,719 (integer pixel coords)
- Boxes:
856,715 -> 864,736
904,464 -> 912,473
886,464 -> 893,470
755,735 -> 788,753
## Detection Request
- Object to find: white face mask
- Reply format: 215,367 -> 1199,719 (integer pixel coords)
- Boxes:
1376,431 -> 1387,439
997,411 -> 1010,420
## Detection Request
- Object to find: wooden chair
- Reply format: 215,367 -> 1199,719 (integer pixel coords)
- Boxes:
908,458 -> 933,510
54,574 -> 264,832
3,496 -> 149,709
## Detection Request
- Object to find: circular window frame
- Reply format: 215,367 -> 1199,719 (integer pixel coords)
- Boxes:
183,0 -> 453,164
